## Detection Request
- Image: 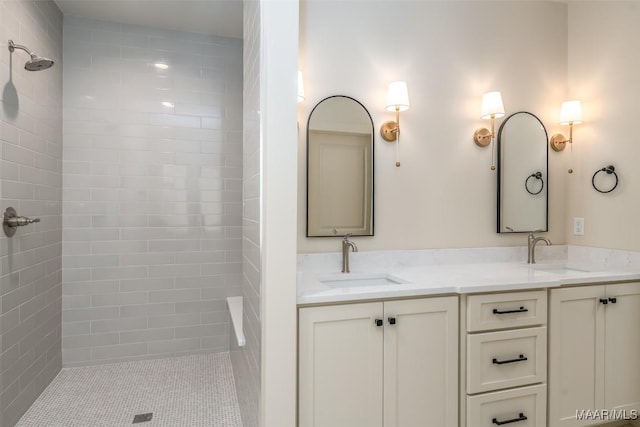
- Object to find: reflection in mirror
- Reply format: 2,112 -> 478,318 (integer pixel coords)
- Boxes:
307,96 -> 374,237
497,112 -> 548,233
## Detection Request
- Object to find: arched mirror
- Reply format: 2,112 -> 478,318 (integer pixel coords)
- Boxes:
307,95 -> 374,237
497,111 -> 548,233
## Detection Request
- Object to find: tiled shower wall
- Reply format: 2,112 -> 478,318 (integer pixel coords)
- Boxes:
62,17 -> 243,366
0,1 -> 63,425
231,1 -> 261,426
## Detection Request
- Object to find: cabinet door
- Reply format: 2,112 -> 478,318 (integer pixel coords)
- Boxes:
549,286 -> 605,427
605,282 -> 640,413
384,296 -> 458,427
298,302 -> 383,427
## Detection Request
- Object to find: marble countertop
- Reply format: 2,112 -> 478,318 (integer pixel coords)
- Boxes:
297,257 -> 640,305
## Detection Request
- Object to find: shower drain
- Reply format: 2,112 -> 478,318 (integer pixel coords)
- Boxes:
133,413 -> 153,423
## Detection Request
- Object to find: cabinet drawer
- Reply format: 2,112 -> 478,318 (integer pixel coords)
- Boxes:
467,327 -> 547,394
467,290 -> 547,332
467,384 -> 546,427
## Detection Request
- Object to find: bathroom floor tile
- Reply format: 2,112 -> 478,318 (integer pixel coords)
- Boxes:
16,352 -> 243,427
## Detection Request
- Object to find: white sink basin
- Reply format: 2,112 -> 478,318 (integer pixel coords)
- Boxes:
319,273 -> 408,288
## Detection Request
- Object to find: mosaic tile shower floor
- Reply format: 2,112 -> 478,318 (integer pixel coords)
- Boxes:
17,353 -> 243,427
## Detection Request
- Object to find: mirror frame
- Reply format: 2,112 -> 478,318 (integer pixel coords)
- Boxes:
306,95 -> 375,237
496,111 -> 549,233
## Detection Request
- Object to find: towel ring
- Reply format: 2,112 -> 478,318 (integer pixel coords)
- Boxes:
592,165 -> 618,193
525,171 -> 544,195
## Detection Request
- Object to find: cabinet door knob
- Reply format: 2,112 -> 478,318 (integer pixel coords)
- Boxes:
375,319 -> 383,327
599,298 -> 609,305
492,412 -> 527,425
609,297 -> 617,304
388,317 -> 396,325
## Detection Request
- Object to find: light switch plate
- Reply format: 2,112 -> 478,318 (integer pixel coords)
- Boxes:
573,217 -> 585,236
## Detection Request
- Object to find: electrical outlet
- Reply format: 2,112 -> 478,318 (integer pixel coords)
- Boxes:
573,217 -> 585,236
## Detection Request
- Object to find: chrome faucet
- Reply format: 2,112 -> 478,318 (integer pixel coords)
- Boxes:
341,234 -> 358,273
527,231 -> 551,264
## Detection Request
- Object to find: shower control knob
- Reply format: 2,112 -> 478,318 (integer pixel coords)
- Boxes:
3,207 -> 40,237
8,216 -> 40,226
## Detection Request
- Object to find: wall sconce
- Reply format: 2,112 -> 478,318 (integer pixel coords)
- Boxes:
473,91 -> 505,171
380,81 -> 410,167
549,100 -> 582,151
297,71 -> 305,103
549,100 -> 582,173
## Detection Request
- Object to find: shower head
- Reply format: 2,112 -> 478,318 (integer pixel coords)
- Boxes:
25,54 -> 54,71
8,40 -> 54,71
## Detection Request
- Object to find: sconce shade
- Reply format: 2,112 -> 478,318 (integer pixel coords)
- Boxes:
559,100 -> 583,124
297,71 -> 305,103
385,81 -> 410,112
480,91 -> 505,119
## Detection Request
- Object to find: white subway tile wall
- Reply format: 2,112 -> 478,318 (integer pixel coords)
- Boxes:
230,2 -> 261,426
0,1 -> 63,425
62,17 -> 243,366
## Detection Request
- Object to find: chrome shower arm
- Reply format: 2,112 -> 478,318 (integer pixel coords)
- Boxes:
8,40 -> 34,56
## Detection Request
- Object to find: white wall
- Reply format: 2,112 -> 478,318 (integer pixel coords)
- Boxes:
0,1 -> 63,425
233,3 -> 299,426
260,1 -> 299,427
62,17 -> 243,366
566,2 -> 640,250
298,0 -> 569,253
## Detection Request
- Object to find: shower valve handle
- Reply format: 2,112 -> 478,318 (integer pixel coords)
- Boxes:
7,216 -> 40,226
3,207 -> 40,237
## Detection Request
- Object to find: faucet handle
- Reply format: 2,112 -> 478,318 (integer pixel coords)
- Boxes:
342,233 -> 353,240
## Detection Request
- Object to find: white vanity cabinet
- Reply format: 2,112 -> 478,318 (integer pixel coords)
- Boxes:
548,282 -> 640,427
298,296 -> 458,427
461,290 -> 548,427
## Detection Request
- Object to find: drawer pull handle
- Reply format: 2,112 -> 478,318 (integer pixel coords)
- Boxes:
609,297 -> 617,304
492,354 -> 527,365
599,298 -> 608,305
375,319 -> 383,327
492,412 -> 528,425
492,306 -> 528,314
388,317 -> 396,325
